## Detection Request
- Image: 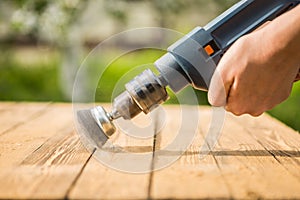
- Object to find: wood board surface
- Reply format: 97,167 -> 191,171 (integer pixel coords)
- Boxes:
0,102 -> 299,199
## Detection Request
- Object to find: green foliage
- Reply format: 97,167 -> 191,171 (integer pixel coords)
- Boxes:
94,49 -> 208,105
0,55 -> 65,102
95,49 -> 169,102
212,0 -> 240,10
268,82 -> 300,132
6,0 -> 87,44
152,0 -> 188,14
104,0 -> 128,24
0,49 -> 299,131
0,0 -> 298,132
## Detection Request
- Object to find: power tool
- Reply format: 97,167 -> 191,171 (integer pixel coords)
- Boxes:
77,0 -> 300,143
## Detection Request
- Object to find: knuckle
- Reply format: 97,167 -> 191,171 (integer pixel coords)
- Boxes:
226,104 -> 244,116
233,111 -> 243,116
246,106 -> 265,117
226,103 -> 264,117
249,111 -> 264,117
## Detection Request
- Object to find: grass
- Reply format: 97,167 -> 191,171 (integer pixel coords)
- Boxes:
94,49 -> 208,105
0,47 -> 299,132
268,81 -> 300,132
0,54 -> 65,101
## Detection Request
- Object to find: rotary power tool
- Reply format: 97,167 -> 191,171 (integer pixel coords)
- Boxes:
77,0 -> 300,142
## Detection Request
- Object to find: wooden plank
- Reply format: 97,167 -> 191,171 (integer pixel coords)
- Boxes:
69,105 -> 155,200
1,103 -> 300,199
228,113 -> 300,180
199,110 -> 300,199
0,102 -> 50,135
0,102 -> 16,110
108,107 -> 155,153
0,103 -> 92,199
150,106 -> 231,199
69,158 -> 151,200
0,103 -> 73,167
0,131 -> 90,199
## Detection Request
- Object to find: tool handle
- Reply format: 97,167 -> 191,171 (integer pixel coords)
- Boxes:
206,0 -> 300,63
158,0 -> 300,92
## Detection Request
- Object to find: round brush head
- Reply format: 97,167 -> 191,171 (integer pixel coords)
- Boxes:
90,106 -> 116,137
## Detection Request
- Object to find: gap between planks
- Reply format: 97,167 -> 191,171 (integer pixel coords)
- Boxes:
210,112 -> 300,199
5,103 -> 298,199
0,103 -> 94,199
148,106 -> 232,199
147,110 -> 161,200
70,109 -> 163,200
64,148 -> 96,199
68,104 -> 155,200
147,106 -> 300,199
228,113 -> 300,182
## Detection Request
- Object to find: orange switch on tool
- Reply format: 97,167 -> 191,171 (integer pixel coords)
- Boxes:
204,44 -> 214,56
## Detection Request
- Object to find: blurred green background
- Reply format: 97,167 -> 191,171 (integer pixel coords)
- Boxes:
0,0 -> 299,131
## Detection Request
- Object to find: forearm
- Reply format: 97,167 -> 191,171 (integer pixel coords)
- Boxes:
265,5 -> 300,68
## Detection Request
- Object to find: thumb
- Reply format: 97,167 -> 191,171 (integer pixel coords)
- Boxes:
208,66 -> 233,107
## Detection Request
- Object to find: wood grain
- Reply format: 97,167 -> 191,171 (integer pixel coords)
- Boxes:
1,103 -> 300,199
0,102 -> 50,136
228,113 -> 300,181
0,103 -> 92,199
0,103 -> 72,167
150,106 -> 231,199
200,111 -> 300,199
68,106 -> 156,200
69,158 -> 151,200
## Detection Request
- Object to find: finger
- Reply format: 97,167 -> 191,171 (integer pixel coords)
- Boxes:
208,67 -> 233,107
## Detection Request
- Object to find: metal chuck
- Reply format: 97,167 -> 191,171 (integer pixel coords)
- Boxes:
89,69 -> 169,137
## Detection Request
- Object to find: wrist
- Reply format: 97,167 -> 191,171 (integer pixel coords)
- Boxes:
259,6 -> 300,71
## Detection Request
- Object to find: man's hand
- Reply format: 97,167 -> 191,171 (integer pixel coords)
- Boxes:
208,5 -> 300,116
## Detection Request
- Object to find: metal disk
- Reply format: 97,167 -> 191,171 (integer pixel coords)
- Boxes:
91,106 -> 116,137
76,109 -> 109,148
